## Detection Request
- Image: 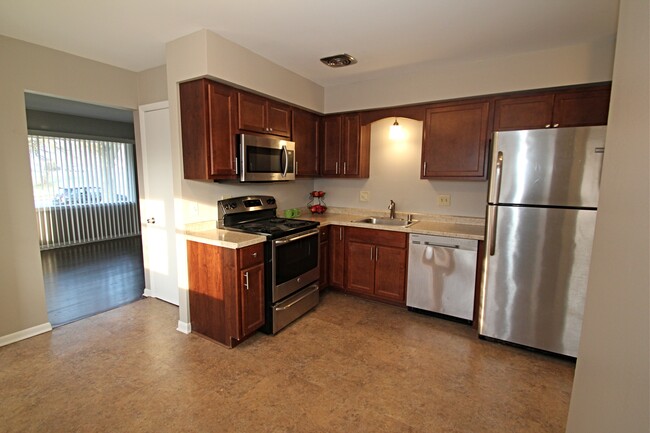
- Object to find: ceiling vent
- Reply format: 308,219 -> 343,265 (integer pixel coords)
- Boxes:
320,53 -> 357,68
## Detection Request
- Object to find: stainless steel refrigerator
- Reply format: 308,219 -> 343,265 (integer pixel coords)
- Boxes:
479,126 -> 606,357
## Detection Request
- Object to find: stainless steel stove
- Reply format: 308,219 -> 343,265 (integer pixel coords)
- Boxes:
218,195 -> 320,334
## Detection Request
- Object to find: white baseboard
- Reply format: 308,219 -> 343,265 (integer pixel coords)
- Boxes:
143,288 -> 153,297
177,320 -> 191,334
0,322 -> 52,347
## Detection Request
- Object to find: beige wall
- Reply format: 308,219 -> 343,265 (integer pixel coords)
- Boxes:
137,65 -> 168,104
0,36 -> 139,339
316,41 -> 615,217
325,39 -> 616,113
314,118 -> 488,217
566,0 -> 650,431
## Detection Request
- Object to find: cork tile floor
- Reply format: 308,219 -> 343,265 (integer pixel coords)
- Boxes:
0,291 -> 575,433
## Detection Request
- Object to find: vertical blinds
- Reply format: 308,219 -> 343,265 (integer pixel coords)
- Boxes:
28,134 -> 140,249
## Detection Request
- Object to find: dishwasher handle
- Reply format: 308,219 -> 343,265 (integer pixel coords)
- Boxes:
422,241 -> 460,249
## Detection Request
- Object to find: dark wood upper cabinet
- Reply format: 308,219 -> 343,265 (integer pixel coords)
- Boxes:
493,94 -> 554,131
179,79 -> 238,180
421,100 -> 491,180
237,91 -> 292,138
320,113 -> 369,178
552,87 -> 611,127
292,109 -> 320,177
494,85 -> 611,131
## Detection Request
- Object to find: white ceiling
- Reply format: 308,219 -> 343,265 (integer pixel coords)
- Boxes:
1,0 -> 619,87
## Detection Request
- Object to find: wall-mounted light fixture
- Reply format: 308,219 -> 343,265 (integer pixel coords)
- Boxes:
389,118 -> 403,140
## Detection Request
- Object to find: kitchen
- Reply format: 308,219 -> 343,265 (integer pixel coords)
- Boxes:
0,1 -> 647,432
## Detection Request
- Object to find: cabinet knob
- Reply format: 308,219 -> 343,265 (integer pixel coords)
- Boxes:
545,124 -> 551,128
553,123 -> 559,128
251,252 -> 257,257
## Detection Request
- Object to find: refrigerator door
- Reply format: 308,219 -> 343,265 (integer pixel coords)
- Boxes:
480,205 -> 597,357
488,126 -> 606,207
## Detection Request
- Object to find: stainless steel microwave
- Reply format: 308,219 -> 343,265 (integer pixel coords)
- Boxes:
238,134 -> 296,182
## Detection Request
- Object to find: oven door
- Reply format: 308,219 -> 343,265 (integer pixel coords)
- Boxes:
239,134 -> 296,182
271,228 -> 319,302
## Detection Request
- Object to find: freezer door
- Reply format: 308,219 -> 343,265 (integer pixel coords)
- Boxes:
480,205 -> 596,357
488,126 -> 606,207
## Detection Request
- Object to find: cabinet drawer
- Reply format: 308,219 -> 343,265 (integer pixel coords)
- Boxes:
346,227 -> 407,248
238,243 -> 264,269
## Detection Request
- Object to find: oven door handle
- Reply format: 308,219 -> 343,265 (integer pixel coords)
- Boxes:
273,228 -> 319,245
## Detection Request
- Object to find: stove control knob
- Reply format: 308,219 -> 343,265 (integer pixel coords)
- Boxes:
267,198 -> 275,205
230,203 -> 238,210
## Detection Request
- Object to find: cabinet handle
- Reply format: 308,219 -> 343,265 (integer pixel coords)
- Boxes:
339,227 -> 343,241
251,252 -> 257,258
269,127 -> 273,132
295,160 -> 299,175
343,161 -> 347,175
235,157 -> 239,175
370,246 -> 374,261
545,124 -> 551,128
335,161 -> 339,174
244,271 -> 249,290
553,123 -> 559,128
375,246 -> 379,261
423,161 -> 427,176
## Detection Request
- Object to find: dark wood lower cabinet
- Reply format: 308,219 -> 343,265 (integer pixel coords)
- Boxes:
187,241 -> 264,347
343,227 -> 408,305
318,226 -> 329,290
329,225 -> 345,289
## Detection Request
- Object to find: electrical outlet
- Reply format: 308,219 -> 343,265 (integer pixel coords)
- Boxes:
190,201 -> 199,216
438,194 -> 451,207
359,191 -> 370,202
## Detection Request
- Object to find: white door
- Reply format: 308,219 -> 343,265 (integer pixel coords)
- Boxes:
138,102 -> 179,305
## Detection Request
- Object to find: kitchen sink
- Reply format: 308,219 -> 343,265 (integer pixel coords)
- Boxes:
353,217 -> 418,228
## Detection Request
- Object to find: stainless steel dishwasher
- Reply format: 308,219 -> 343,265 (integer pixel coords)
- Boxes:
407,233 -> 478,322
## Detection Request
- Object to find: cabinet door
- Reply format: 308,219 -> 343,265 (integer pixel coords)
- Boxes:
493,94 -> 555,130
293,109 -> 320,176
240,263 -> 265,337
422,101 -> 490,179
267,101 -> 292,137
341,113 -> 361,176
552,87 -> 610,127
329,225 -> 345,288
207,83 -> 238,178
179,79 -> 237,180
321,115 -> 342,176
345,240 -> 375,296
374,245 -> 407,303
319,240 -> 329,290
237,92 -> 267,134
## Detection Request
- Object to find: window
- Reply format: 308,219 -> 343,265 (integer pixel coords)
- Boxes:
28,134 -> 140,249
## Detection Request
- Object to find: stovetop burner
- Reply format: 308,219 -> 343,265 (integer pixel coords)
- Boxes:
218,195 -> 319,239
230,217 -> 318,238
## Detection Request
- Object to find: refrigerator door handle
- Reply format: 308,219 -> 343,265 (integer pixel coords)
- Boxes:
487,206 -> 498,256
494,151 -> 504,204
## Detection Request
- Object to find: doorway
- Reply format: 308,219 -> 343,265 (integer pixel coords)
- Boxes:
25,93 -> 145,326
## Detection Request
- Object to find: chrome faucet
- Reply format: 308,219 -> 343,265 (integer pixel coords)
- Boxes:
388,200 -> 396,219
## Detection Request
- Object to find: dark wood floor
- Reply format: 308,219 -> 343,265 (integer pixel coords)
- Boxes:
41,236 -> 145,327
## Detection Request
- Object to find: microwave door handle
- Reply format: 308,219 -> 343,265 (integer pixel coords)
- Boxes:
282,145 -> 289,177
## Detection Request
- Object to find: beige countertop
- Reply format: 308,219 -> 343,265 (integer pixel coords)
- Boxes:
185,221 -> 266,249
303,209 -> 485,241
185,208 -> 485,249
